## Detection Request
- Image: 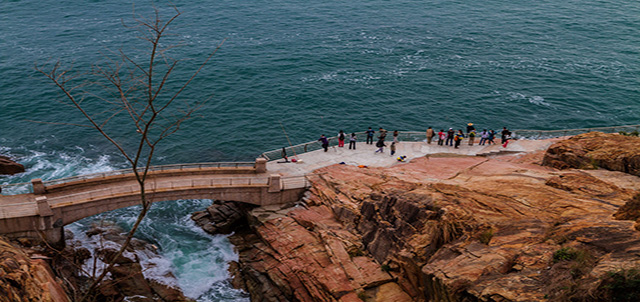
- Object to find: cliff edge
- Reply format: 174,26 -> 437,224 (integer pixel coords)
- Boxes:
223,132 -> 640,301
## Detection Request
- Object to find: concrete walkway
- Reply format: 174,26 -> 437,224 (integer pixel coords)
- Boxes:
266,139 -> 556,176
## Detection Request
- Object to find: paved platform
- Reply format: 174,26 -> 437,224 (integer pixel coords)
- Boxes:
266,139 -> 556,176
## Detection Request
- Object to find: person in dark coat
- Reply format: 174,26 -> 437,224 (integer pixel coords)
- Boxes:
365,127 -> 375,144
318,134 -> 329,152
501,127 -> 511,145
445,128 -> 455,146
466,123 -> 476,137
374,138 -> 386,153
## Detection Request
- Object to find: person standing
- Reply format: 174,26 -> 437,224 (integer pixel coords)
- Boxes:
426,127 -> 435,144
338,130 -> 345,147
445,128 -> 455,146
468,129 -> 477,146
479,129 -> 488,145
393,130 -> 399,143
466,123 -> 476,137
390,142 -> 396,155
378,127 -> 387,140
488,130 -> 496,145
454,130 -> 464,149
349,133 -> 357,150
437,129 -> 446,146
318,134 -> 329,152
365,127 -> 375,144
501,127 -> 510,145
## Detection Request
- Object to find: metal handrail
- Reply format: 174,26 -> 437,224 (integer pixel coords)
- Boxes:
261,125 -> 640,161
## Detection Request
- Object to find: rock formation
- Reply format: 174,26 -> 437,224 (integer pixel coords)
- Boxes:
0,155 -> 25,175
191,200 -> 254,235
220,134 -> 640,301
0,236 -> 70,302
0,223 -> 193,302
542,131 -> 640,174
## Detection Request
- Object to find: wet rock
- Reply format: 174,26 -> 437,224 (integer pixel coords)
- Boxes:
191,200 -> 252,235
0,155 -> 25,175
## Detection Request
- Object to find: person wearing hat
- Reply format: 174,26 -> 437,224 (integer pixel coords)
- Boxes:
466,123 -> 476,137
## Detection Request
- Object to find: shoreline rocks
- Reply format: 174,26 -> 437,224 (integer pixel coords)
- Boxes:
203,133 -> 640,301
0,155 -> 25,175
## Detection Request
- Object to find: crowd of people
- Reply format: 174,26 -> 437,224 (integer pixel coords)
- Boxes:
317,124 -> 512,154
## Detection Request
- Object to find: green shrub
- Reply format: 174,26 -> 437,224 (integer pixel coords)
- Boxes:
553,247 -> 577,262
478,229 -> 494,245
602,268 -> 640,301
381,264 -> 391,272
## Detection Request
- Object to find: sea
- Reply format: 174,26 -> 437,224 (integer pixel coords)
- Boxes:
1,0 -> 638,300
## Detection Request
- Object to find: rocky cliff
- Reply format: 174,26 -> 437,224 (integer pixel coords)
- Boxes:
220,133 -> 640,301
0,236 -> 70,302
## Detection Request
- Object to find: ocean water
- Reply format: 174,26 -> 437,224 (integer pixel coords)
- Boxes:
1,0 -> 639,300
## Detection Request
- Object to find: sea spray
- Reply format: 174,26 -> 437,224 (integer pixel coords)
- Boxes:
67,199 -> 249,301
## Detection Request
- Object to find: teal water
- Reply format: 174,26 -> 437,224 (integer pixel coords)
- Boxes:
1,0 -> 639,300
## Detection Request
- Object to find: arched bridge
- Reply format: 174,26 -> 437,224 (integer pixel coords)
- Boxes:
0,158 -> 309,243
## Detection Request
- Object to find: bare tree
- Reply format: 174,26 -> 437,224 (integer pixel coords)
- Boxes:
36,6 -> 224,301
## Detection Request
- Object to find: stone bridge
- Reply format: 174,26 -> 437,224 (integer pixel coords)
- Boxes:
0,158 -> 309,245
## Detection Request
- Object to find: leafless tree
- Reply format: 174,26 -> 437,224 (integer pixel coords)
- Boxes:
36,6 -> 224,301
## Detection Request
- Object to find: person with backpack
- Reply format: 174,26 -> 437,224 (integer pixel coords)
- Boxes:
468,129 -> 477,146
426,127 -> 435,144
454,130 -> 464,149
338,130 -> 345,147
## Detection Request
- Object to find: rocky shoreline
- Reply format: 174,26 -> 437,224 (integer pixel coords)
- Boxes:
3,132 -> 640,301
1,222 -> 193,302
193,132 -> 640,301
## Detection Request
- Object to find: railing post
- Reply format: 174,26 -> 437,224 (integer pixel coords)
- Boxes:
255,158 -> 267,173
268,174 -> 282,192
35,196 -> 53,217
32,178 -> 46,195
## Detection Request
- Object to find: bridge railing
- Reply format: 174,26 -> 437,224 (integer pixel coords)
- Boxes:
0,182 -> 33,195
41,162 -> 255,187
512,124 -> 640,140
45,175 -> 309,205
